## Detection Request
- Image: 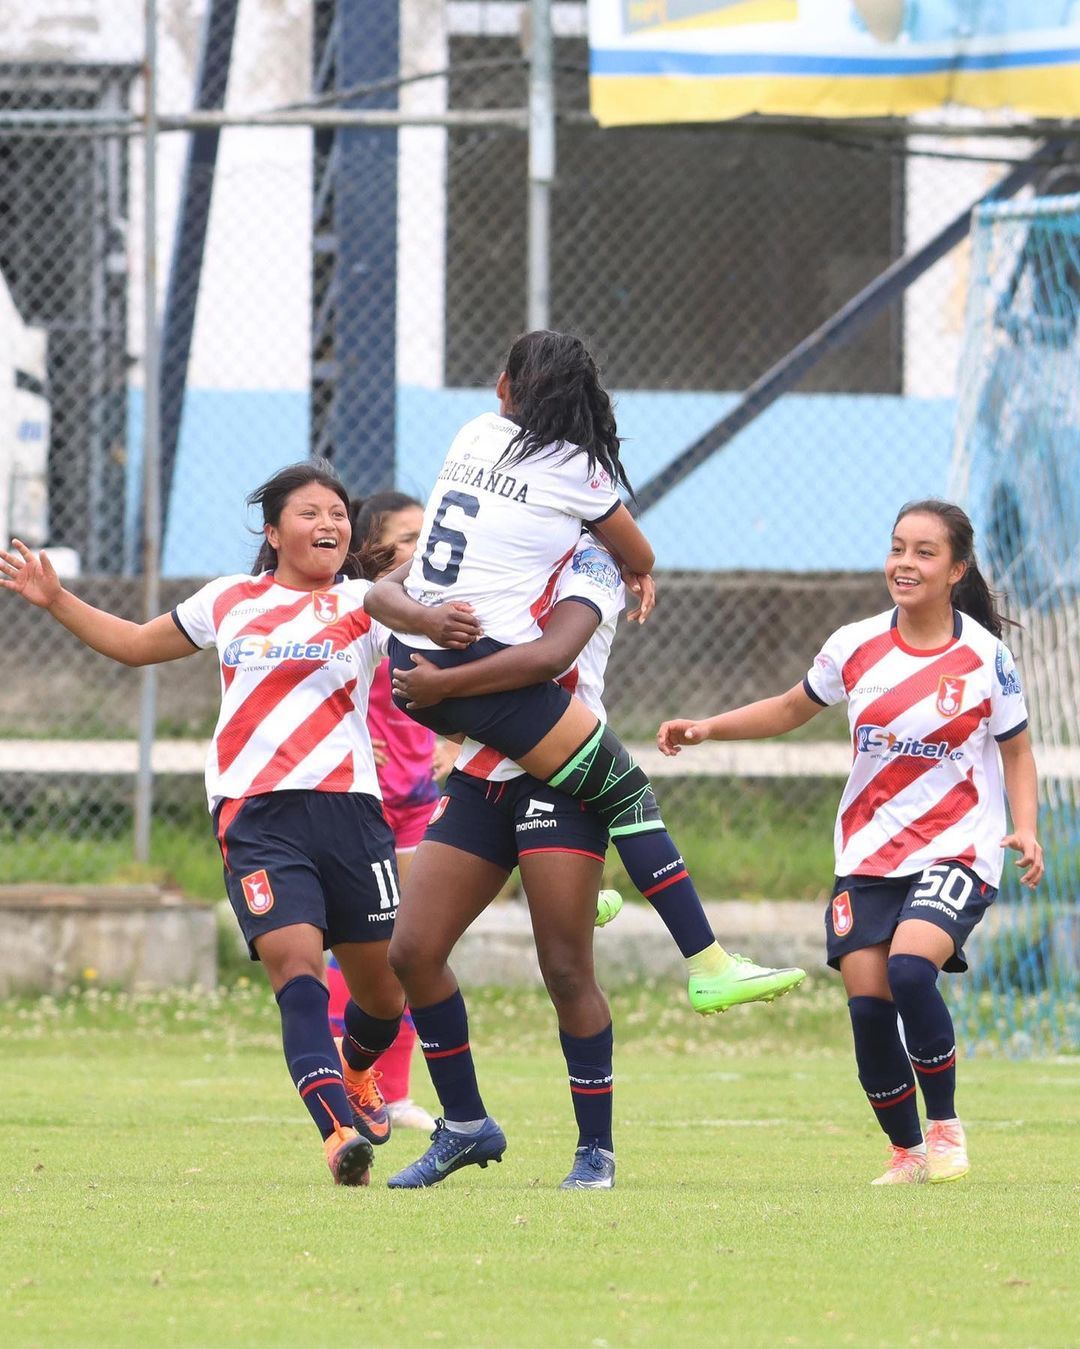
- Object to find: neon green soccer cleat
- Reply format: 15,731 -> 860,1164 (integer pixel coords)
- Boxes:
688,955 -> 806,1015
595,889 -> 624,928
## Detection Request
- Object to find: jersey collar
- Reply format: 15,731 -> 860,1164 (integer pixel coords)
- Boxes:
889,606 -> 961,656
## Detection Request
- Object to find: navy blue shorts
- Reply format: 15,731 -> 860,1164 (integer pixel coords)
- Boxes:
387,635 -> 572,761
423,768 -> 608,872
214,791 -> 400,959
825,862 -> 997,974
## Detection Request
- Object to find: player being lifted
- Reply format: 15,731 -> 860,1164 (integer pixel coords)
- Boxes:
659,500 -> 1043,1185
366,329 -> 805,1023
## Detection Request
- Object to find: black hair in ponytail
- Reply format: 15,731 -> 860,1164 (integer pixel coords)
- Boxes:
496,330 -> 633,495
893,499 -> 1014,638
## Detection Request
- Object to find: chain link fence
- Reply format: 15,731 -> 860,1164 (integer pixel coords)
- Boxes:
0,1 -> 1075,914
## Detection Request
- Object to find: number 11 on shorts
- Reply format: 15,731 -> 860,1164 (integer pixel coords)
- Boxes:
370,859 -> 400,910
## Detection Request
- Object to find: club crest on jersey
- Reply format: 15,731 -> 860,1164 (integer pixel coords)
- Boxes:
935,676 -> 966,718
832,891 -> 853,937
313,592 -> 339,624
241,869 -> 275,915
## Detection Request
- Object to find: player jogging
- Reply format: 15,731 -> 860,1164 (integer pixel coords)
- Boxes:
367,329 -> 805,1020
0,461 -> 480,1187
659,500 -> 1043,1185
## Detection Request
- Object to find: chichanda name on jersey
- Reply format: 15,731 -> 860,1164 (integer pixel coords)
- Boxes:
438,459 -> 529,502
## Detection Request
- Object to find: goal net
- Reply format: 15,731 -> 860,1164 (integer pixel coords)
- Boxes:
948,188 -> 1080,1055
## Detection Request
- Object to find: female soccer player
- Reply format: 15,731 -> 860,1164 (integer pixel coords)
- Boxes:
0,461 -> 479,1187
325,491 -> 449,1132
381,535 -> 628,1189
658,500 -> 1043,1185
369,329 -> 804,1021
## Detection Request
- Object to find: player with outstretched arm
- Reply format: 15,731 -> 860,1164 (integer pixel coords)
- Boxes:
658,500 -> 1043,1185
0,461 -> 479,1187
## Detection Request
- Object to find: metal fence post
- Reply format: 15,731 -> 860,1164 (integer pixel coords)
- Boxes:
134,0 -> 161,865
527,0 -> 555,332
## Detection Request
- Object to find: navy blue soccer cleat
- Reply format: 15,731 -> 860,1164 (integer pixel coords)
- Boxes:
386,1117 -> 507,1189
559,1144 -> 615,1190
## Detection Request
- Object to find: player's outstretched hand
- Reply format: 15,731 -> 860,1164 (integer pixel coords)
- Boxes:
0,540 -> 62,610
656,718 -> 709,756
370,736 -> 389,769
425,601 -> 482,649
392,653 -> 446,709
623,570 -> 655,624
1001,830 -> 1044,889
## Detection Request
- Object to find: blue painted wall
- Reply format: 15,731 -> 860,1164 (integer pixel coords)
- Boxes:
126,387 -> 956,577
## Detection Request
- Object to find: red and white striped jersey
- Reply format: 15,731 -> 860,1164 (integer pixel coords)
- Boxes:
172,573 -> 389,810
454,539 -> 626,784
401,412 -> 622,648
804,607 -> 1028,887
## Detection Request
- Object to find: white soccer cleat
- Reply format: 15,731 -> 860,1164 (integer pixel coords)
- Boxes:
385,1097 -> 438,1132
870,1143 -> 928,1185
926,1118 -> 970,1183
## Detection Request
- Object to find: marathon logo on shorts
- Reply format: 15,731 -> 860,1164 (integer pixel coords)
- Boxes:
518,799 -> 558,832
832,890 -> 853,937
935,676 -> 966,718
241,869 -> 275,915
313,592 -> 339,624
429,796 -> 450,825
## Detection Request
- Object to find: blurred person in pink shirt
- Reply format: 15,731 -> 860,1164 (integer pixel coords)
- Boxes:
327,492 -> 453,1131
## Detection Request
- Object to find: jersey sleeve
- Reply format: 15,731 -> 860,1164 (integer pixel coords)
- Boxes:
989,641 -> 1029,740
368,617 -> 391,659
542,454 -> 621,524
553,544 -> 625,625
172,579 -> 223,650
803,627 -> 848,707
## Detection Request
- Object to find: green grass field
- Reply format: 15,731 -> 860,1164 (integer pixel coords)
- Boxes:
1,980 -> 1076,1348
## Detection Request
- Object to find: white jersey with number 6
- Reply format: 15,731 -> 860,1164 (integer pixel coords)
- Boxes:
401,412 -> 621,648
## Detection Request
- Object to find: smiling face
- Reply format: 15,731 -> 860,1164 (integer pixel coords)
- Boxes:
886,511 -> 967,616
378,505 -> 425,571
265,483 -> 351,587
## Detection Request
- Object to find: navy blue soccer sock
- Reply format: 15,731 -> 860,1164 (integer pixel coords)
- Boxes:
888,954 -> 958,1121
559,1023 -> 614,1153
410,989 -> 487,1123
848,996 -> 923,1148
547,725 -> 717,960
341,1001 -> 402,1072
614,831 -> 717,959
275,974 -> 354,1141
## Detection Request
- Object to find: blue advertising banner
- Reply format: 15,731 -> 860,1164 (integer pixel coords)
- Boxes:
589,1 -> 1080,123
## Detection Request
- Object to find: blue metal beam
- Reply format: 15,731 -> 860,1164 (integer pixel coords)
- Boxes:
631,140 -> 1067,519
331,0 -> 399,494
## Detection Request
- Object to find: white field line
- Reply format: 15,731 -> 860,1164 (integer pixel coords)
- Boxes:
1,739 -> 1078,779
